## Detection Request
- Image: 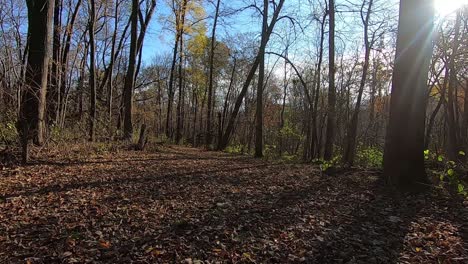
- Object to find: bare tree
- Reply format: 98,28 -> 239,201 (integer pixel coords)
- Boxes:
323,0 -> 336,161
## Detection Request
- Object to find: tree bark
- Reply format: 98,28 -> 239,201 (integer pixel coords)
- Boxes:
206,0 -> 221,148
254,0 -> 269,158
175,0 -> 188,144
122,0 -> 140,140
383,0 -> 433,191
324,0 -> 336,161
20,0 -> 55,163
88,0 -> 97,142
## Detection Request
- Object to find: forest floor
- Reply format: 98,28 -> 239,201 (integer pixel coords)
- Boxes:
0,144 -> 467,263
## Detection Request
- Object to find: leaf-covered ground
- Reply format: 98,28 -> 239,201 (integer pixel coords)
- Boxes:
0,145 -> 466,263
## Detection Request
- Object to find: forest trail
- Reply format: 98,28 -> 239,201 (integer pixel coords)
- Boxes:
0,146 -> 466,263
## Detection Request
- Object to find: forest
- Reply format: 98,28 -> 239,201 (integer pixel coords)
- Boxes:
0,0 -> 467,263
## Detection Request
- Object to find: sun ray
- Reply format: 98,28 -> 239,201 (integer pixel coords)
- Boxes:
434,0 -> 467,17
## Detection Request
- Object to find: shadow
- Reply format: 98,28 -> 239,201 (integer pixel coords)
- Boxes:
0,163 -> 278,200
30,153 -> 252,168
1,152 -> 465,263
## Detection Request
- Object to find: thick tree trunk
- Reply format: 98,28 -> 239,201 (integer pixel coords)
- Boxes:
383,0 -> 433,191
20,0 -> 54,163
122,0 -> 139,141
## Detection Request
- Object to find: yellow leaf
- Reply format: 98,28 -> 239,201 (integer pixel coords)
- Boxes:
152,250 -> 164,256
415,247 -> 422,252
212,248 -> 222,253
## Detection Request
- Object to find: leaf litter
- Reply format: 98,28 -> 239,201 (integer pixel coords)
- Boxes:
0,145 -> 466,263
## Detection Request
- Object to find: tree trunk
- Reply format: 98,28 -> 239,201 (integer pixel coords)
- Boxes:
48,0 -> 62,125
122,0 -> 139,141
88,0 -> 97,142
59,0 -> 82,128
311,12 -> 327,159
445,10 -> 462,161
206,0 -> 221,148
343,0 -> 374,166
383,0 -> 433,191
218,0 -> 285,150
254,0 -> 268,158
20,0 -> 54,163
175,0 -> 188,144
324,0 -> 336,161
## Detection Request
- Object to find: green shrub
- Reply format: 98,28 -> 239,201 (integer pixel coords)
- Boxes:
0,121 -> 18,144
225,144 -> 244,154
355,147 -> 383,168
425,149 -> 467,197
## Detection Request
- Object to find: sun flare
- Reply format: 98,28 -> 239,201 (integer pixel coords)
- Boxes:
434,0 -> 467,16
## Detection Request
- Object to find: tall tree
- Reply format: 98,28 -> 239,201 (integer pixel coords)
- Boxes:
166,0 -> 188,140
175,0 -> 189,144
122,0 -> 139,140
20,0 -> 55,163
205,0 -> 221,148
310,6 -> 327,159
218,0 -> 285,150
323,0 -> 336,160
445,10 -> 462,161
383,0 -> 434,191
48,0 -> 62,124
254,0 -> 269,158
343,0 -> 375,166
88,0 -> 97,142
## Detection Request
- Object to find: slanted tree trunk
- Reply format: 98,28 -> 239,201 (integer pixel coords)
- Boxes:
20,0 -> 54,163
218,56 -> 237,148
136,124 -> 147,150
324,0 -> 336,161
343,0 -> 374,166
59,0 -> 81,127
383,0 -> 433,191
218,0 -> 285,150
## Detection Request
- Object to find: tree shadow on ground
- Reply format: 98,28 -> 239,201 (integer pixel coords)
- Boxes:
1,152 -> 466,263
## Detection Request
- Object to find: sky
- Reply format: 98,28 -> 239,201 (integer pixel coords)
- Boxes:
140,0 -> 467,65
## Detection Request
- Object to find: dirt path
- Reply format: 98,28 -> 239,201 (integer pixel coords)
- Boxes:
0,146 -> 466,263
